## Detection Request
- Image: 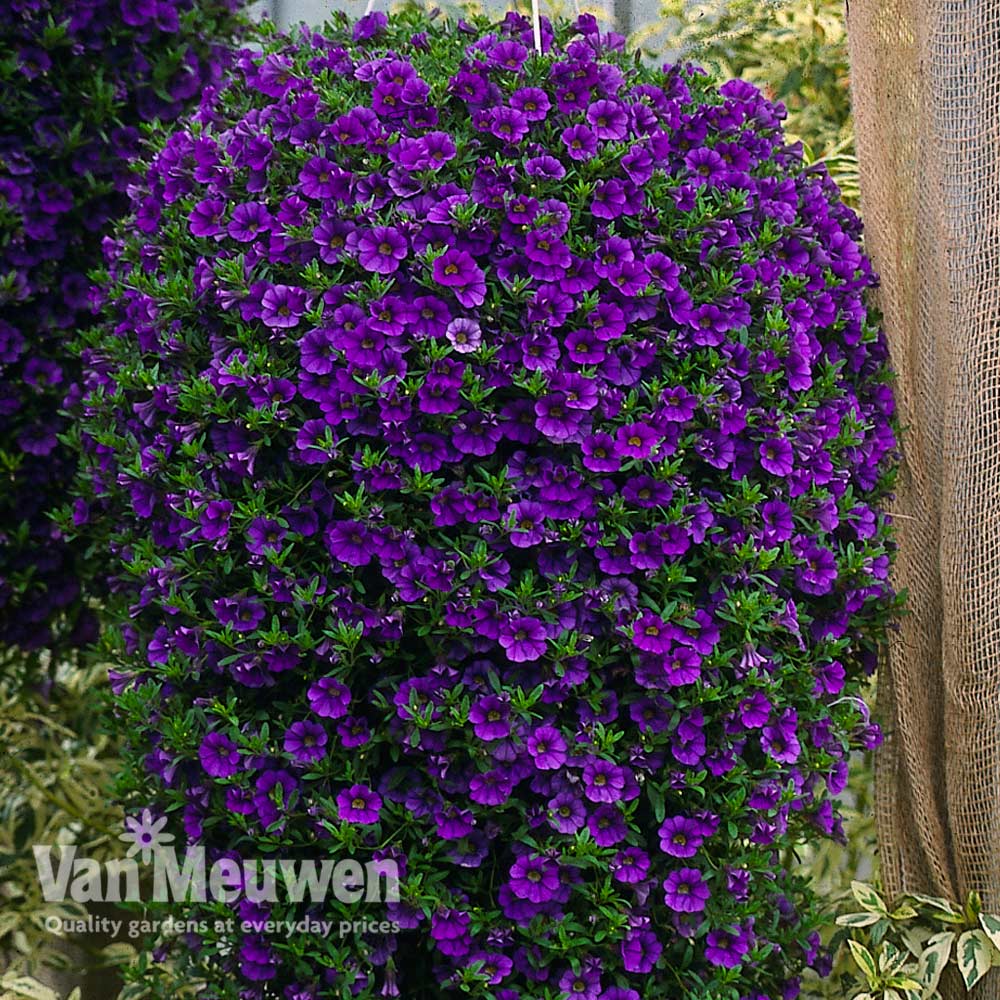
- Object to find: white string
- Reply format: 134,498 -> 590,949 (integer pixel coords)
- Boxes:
531,0 -> 542,52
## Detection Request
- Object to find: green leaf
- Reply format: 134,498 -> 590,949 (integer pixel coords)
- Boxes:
848,940 -> 879,987
957,929 -> 992,990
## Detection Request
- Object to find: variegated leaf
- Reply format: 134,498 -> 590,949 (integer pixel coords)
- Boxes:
852,881 -> 889,915
957,928 -> 993,990
979,912 -> 1000,954
838,911 -> 884,928
849,939 -> 879,986
916,931 -> 954,999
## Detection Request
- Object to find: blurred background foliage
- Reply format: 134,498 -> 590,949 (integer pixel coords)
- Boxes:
637,0 -> 859,203
0,664 -> 125,998
0,1 -> 873,997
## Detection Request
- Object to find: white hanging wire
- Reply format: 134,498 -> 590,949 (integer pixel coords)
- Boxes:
531,0 -> 542,52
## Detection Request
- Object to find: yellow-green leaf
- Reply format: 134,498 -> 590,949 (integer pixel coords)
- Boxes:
957,929 -> 992,990
852,881 -> 889,915
838,911 -> 884,928
0,978 -> 58,1000
849,939 -> 880,986
906,893 -> 963,917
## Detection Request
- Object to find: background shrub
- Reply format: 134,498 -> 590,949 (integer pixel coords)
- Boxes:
74,8 -> 896,998
0,0 -> 246,671
643,0 -> 858,203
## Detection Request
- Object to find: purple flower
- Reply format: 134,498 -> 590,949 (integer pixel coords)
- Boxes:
468,694 -> 511,741
498,615 -> 547,662
189,198 -> 226,237
254,770 -> 298,828
759,437 -> 794,476
616,422 -> 658,459
611,847 -> 650,884
561,124 -> 598,160
621,927 -> 662,973
336,784 -> 382,824
445,317 -> 482,353
761,715 -> 802,764
199,732 -> 240,778
214,597 -> 266,633
705,927 -> 751,968
355,226 -> 408,275
796,543 -> 839,595
298,156 -> 348,200
511,87 -> 550,120
308,676 -> 351,719
283,720 -> 328,764
582,758 -> 627,803
245,517 -> 286,555
325,520 -> 372,567
199,500 -> 232,541
508,854 -> 559,903
432,249 -> 486,307
658,815 -> 705,857
526,725 -> 567,769
587,99 -> 628,140
260,284 -> 308,329
663,868 -> 710,913
228,201 -> 274,242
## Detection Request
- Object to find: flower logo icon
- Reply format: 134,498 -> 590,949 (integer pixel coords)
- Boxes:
119,809 -> 175,864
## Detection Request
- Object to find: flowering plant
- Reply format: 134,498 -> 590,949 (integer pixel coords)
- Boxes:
73,9 -> 898,998
0,0 -> 245,663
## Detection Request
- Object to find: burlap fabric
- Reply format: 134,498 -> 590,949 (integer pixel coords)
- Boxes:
846,0 -> 1000,991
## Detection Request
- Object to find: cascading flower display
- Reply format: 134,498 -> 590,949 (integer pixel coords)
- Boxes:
0,0 -> 245,661
73,9 -> 898,998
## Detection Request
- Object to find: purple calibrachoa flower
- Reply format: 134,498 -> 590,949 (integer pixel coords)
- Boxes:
468,694 -> 511,741
498,615 -> 548,662
705,927 -> 751,968
198,732 -> 241,778
260,284 -> 309,329
663,868 -> 710,913
324,519 -> 373,566
526,724 -> 567,769
199,499 -> 232,541
658,815 -> 706,858
307,676 -> 351,719
432,248 -> 486,307
355,226 -> 408,274
75,10 -> 899,998
213,597 -> 266,633
508,854 -> 560,903
283,720 -> 328,764
336,784 -> 382,824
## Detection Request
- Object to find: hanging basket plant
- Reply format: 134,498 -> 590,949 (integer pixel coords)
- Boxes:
73,8 -> 898,998
0,0 -> 246,667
